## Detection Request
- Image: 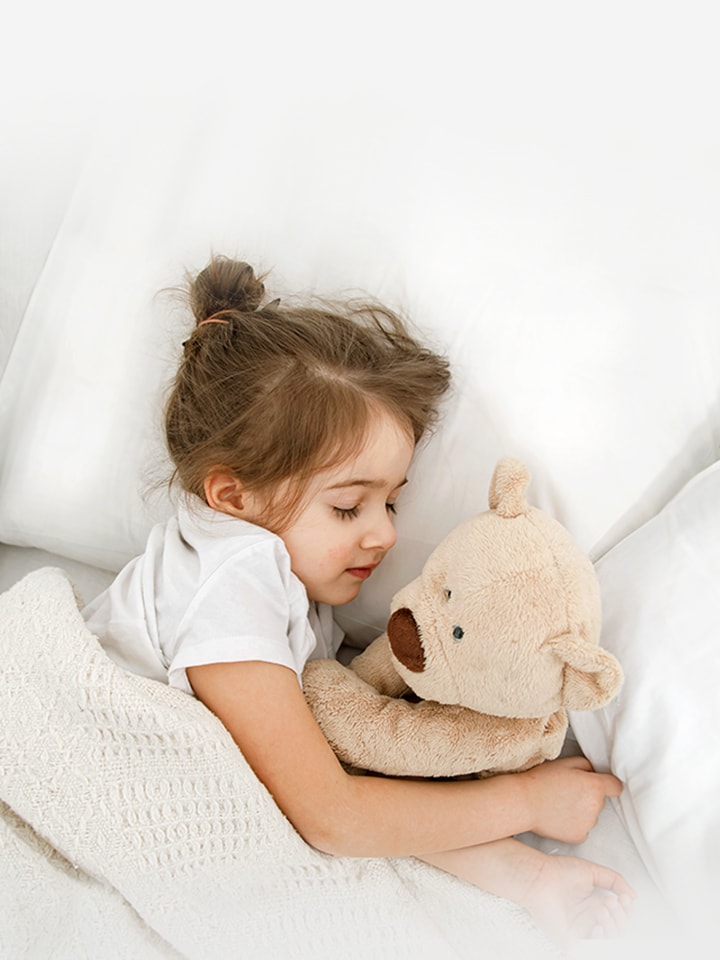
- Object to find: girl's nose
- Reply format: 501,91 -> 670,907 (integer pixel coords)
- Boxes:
360,509 -> 398,552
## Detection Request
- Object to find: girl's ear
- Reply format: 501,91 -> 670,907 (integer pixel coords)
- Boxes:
204,470 -> 246,517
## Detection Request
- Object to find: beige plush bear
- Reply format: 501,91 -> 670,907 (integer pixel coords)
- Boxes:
302,457 -> 622,778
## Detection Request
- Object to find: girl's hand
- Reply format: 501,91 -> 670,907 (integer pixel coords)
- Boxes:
518,755 -> 623,844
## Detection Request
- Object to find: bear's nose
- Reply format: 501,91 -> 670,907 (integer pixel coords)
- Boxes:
388,607 -> 425,672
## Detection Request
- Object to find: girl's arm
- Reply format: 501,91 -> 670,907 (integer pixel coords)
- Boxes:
187,660 -> 622,858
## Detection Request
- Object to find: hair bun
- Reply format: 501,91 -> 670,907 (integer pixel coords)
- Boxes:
189,256 -> 266,323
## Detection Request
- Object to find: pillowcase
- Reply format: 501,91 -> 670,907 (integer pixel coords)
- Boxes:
569,459 -> 720,930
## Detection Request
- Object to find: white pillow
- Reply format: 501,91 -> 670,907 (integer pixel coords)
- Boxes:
569,459 -> 720,931
3,103 -> 720,595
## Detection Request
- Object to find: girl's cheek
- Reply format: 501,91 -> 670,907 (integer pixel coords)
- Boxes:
326,545 -> 349,563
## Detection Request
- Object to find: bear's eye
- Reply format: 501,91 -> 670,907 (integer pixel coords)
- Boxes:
443,588 -> 452,600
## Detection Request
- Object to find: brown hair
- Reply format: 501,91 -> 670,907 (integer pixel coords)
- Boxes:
165,256 -> 451,529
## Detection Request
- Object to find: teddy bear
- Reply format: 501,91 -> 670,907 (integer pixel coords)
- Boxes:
302,457 -> 623,778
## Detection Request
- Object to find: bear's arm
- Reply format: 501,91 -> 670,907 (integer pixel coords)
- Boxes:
303,654 -> 567,778
348,633 -> 410,698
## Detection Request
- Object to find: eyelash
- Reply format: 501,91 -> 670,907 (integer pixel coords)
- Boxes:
333,503 -> 398,521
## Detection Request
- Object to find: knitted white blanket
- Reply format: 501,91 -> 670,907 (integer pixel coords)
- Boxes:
0,568 -> 558,960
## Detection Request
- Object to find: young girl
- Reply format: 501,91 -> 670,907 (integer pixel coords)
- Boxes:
83,256 -> 634,944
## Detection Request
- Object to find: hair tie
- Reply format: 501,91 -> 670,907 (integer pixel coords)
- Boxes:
182,314 -> 230,349
198,314 -> 230,327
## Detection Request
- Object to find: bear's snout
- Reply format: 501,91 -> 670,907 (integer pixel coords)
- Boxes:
387,607 -> 426,673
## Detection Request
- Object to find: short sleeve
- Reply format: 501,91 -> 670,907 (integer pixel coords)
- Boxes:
166,539 -> 314,694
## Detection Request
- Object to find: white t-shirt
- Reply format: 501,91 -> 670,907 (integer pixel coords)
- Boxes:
82,499 -> 344,695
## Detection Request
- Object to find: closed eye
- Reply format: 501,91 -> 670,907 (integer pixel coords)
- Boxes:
333,506 -> 360,520
443,588 -> 452,600
334,500 -> 398,521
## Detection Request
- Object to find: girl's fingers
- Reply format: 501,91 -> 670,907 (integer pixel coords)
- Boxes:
600,773 -> 624,797
591,863 -> 636,901
561,755 -> 594,771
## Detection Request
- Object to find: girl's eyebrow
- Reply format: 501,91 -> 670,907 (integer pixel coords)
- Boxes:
326,478 -> 409,491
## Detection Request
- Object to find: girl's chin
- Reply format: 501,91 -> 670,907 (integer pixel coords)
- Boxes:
310,580 -> 364,607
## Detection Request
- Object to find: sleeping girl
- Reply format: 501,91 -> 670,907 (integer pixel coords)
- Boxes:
83,255 -> 635,944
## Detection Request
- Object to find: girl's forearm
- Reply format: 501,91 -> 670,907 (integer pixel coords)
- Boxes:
306,769 -> 533,858
304,753 -> 619,858
417,838 -> 539,897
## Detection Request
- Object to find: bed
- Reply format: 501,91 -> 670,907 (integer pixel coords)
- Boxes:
2,46 -> 719,959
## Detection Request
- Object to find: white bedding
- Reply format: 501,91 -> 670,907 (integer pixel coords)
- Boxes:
2,8 -> 720,955
0,566 -> 558,960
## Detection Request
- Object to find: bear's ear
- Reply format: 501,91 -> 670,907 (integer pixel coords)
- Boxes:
546,634 -> 623,710
488,457 -> 531,518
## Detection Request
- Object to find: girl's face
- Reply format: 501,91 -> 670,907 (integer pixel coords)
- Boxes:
275,410 -> 414,606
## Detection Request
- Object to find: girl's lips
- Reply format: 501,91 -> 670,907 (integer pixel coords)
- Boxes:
346,566 -> 376,580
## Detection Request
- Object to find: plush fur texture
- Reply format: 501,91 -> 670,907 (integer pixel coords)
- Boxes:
303,457 -> 623,778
